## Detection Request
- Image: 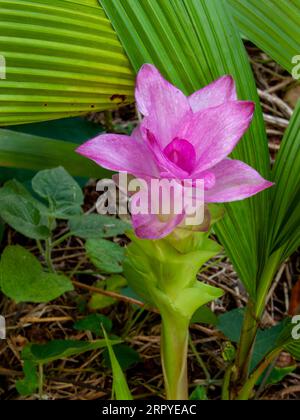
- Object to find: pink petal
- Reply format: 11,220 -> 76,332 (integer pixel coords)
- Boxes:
136,64 -> 191,148
132,211 -> 185,240
189,75 -> 237,113
204,159 -> 274,203
164,138 -> 196,174
178,101 -> 255,173
145,129 -> 189,179
76,130 -> 159,179
130,179 -> 186,239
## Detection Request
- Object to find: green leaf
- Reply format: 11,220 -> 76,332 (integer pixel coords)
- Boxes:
222,342 -> 237,363
218,310 -> 297,369
191,306 -> 218,326
218,308 -> 245,342
0,180 -> 50,239
86,239 -> 125,274
103,344 -> 140,370
0,119 -> 110,180
0,220 -> 4,243
228,0 -> 300,74
0,245 -> 73,303
277,317 -> 300,360
270,102 -> 300,261
74,314 -> 112,336
0,0 -> 134,126
89,275 -> 127,310
100,0 -> 270,298
190,385 -> 208,401
257,365 -> 296,387
32,167 -> 83,218
69,214 -> 131,239
16,360 -> 39,396
22,338 -> 119,365
102,328 -> 133,400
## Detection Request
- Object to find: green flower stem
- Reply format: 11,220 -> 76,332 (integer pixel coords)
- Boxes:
161,309 -> 190,400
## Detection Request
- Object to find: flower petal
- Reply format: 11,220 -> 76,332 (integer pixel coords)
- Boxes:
132,211 -> 185,240
204,159 -> 274,202
130,179 -> 186,239
178,101 -> 255,173
136,64 -> 191,148
189,75 -> 237,113
76,130 -> 159,178
145,129 -> 190,179
164,138 -> 196,174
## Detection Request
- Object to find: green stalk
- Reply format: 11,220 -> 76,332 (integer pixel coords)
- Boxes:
236,348 -> 282,400
38,364 -> 44,400
161,309 -> 190,400
222,365 -> 234,401
233,248 -> 283,393
51,232 -> 72,248
254,248 -> 283,320
234,301 -> 258,384
45,238 -> 55,273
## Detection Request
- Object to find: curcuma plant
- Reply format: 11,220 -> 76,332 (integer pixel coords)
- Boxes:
77,64 -> 273,399
0,0 -> 299,401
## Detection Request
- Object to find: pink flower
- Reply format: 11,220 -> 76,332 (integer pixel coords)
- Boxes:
77,64 -> 273,239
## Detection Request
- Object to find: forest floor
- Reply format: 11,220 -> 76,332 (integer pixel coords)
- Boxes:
0,43 -> 299,400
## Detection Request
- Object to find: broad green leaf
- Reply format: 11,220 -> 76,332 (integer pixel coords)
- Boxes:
32,167 -> 83,218
0,0 -> 134,126
69,214 -> 131,239
74,313 -> 112,336
218,308 -> 245,343
252,323 -> 286,370
228,0 -> 300,74
103,344 -> 140,370
270,102 -> 300,261
100,0 -> 271,298
0,245 -> 73,303
89,275 -> 127,310
191,306 -> 218,326
277,317 -> 300,360
218,310 -> 299,368
16,360 -> 39,396
0,180 -> 50,239
22,338 -> 119,365
102,328 -> 133,400
257,365 -> 296,387
0,118 -> 109,178
86,239 -> 125,274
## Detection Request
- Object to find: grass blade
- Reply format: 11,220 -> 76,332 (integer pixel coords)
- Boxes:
102,327 -> 133,400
